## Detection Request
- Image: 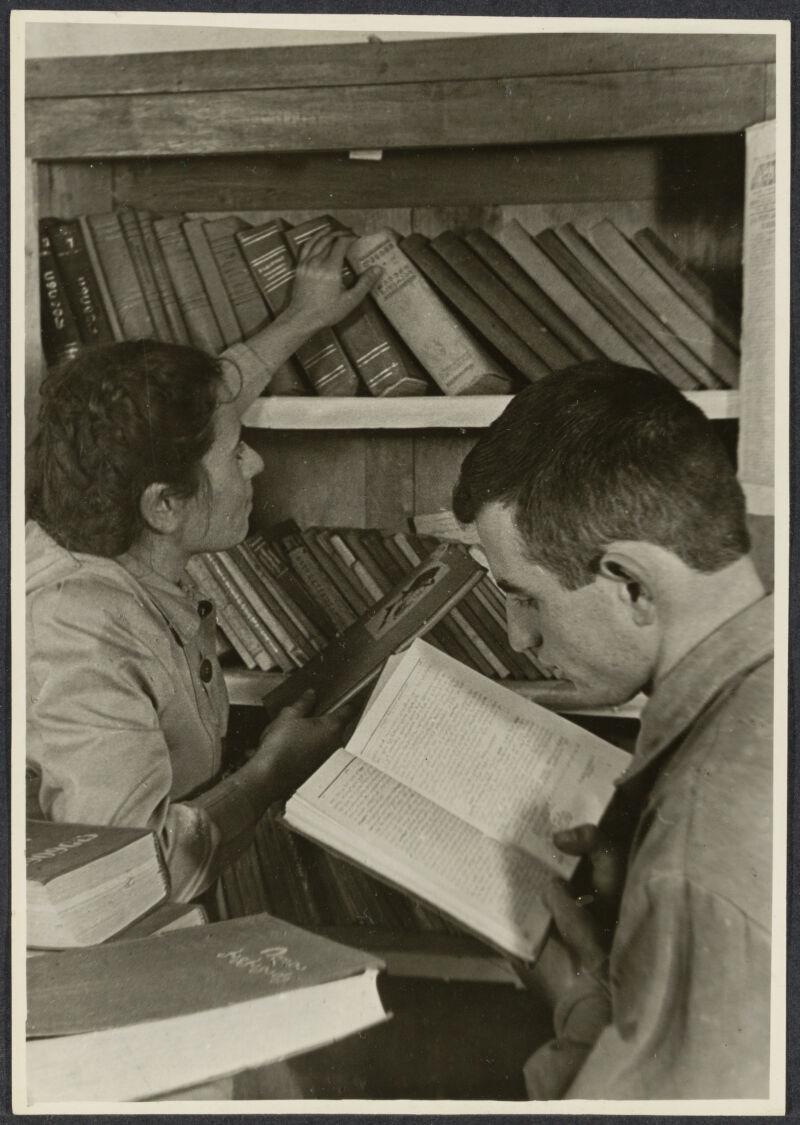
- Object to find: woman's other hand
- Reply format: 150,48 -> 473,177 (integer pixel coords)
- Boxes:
287,231 -> 379,332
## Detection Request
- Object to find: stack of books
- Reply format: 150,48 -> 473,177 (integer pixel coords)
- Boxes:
40,209 -> 740,392
188,521 -> 546,686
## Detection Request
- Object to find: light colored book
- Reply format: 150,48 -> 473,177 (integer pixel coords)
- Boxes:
284,639 -> 629,962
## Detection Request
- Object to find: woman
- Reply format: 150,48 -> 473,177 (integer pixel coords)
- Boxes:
27,231 -> 378,901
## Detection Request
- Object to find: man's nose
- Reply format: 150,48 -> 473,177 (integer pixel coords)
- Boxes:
506,601 -> 543,654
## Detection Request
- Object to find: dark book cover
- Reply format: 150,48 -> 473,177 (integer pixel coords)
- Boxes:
38,221 -> 81,367
44,217 -> 115,346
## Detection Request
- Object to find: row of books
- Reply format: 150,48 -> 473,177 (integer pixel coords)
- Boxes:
188,521 -> 545,684
40,206 -> 739,395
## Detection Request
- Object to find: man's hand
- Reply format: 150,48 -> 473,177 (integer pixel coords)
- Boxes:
287,231 -> 380,333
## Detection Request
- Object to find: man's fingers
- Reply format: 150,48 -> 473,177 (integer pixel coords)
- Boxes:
552,823 -> 625,900
544,878 -> 606,972
552,823 -> 600,856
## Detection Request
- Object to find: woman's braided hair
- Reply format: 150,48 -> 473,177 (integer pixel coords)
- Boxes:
31,340 -> 222,557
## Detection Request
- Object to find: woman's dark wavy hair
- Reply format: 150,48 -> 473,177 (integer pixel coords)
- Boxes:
453,361 -> 750,590
31,340 -> 222,557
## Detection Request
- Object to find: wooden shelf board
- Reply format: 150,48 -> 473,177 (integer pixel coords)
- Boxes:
243,390 -> 738,431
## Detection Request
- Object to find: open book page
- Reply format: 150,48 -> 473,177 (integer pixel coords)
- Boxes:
343,640 -> 629,875
288,750 -> 556,959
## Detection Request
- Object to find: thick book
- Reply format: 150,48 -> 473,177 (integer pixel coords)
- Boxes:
26,820 -> 169,949
431,230 -> 576,372
153,215 -> 225,354
183,217 -> 242,347
495,219 -> 642,364
285,215 -> 430,397
135,209 -> 191,345
78,216 -> 124,341
537,225 -> 701,389
204,551 -> 294,672
285,639 -> 629,962
588,218 -> 739,387
228,542 -> 315,664
109,900 -> 208,941
202,215 -> 270,337
552,223 -> 710,390
38,222 -> 82,367
269,521 -> 356,634
237,219 -> 357,396
86,212 -> 156,340
249,535 -> 333,645
347,230 -> 512,395
262,542 -> 484,717
462,229 -> 599,362
118,206 -> 174,343
631,227 -> 741,352
401,232 -> 550,385
43,217 -> 116,346
26,914 -> 386,1103
184,555 -> 262,670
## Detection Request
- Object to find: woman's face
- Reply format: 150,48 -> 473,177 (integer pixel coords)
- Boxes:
176,400 -> 264,556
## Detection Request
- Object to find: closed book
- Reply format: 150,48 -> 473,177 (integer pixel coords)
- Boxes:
327,531 -> 385,605
588,218 -> 738,386
284,639 -> 629,962
400,233 -> 549,385
495,219 -> 640,364
463,229 -> 599,362
26,820 -> 168,949
286,216 -> 429,397
206,551 -> 294,672
26,914 -> 386,1103
270,521 -> 356,634
347,230 -> 511,395
185,556 -> 262,670
262,542 -> 484,718
43,217 -> 115,346
78,216 -> 124,341
536,225 -> 698,387
86,211 -> 156,340
109,900 -> 208,941
229,542 -> 315,664
38,223 -> 81,367
153,215 -> 225,354
203,215 -> 270,337
303,529 -> 370,616
249,535 -> 333,645
553,223 -> 708,390
118,206 -> 174,343
182,218 -> 242,347
431,230 -> 575,372
135,209 -> 191,345
237,542 -> 324,653
631,227 -> 741,352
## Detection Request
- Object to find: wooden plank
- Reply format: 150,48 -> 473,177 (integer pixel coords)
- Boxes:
364,435 -> 415,529
26,66 -> 769,159
413,433 -> 477,516
765,63 -> 776,118
111,142 -> 667,212
25,33 -> 776,98
38,161 -> 115,219
242,391 -> 740,429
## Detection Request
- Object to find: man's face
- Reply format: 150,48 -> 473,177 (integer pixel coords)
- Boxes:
476,501 -> 657,705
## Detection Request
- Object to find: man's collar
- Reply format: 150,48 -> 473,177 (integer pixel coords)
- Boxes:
618,594 -> 774,787
117,552 -> 202,645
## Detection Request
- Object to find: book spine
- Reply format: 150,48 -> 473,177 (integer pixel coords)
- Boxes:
278,533 -> 356,633
401,233 -> 550,385
38,222 -> 81,366
250,537 -> 334,644
229,543 -> 315,664
87,212 -> 157,340
252,809 -> 294,919
495,219 -> 643,365
136,210 -> 191,345
329,532 -> 386,603
153,216 -> 225,354
203,217 -> 271,338
554,223 -> 707,390
78,216 -> 124,341
211,552 -> 297,671
463,228 -> 599,362
201,553 -> 291,671
347,230 -> 512,395
185,557 -> 261,669
431,230 -> 576,371
117,207 -> 174,343
241,543 -> 324,654
588,218 -> 737,386
182,218 -> 243,347
631,227 -> 741,352
305,530 -> 371,615
44,217 -> 116,346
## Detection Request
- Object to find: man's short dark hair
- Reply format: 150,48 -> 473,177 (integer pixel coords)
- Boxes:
31,340 -> 222,557
453,361 -> 750,590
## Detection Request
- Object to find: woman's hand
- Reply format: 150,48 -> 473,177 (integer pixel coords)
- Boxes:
285,230 -> 380,333
237,689 -> 353,804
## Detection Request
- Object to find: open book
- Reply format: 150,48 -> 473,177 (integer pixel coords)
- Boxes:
284,639 -> 630,962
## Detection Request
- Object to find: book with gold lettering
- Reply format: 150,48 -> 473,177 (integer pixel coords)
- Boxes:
26,820 -> 169,949
26,914 -> 386,1103
284,639 -> 629,962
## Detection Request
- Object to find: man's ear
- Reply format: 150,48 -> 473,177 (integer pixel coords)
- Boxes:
597,549 -> 656,626
139,482 -> 186,535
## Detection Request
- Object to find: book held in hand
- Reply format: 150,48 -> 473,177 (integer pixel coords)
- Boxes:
26,913 -> 387,1103
26,820 -> 169,949
284,639 -> 630,962
262,542 -> 484,717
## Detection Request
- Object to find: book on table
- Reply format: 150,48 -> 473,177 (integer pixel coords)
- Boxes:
283,638 -> 630,962
26,913 -> 387,1103
26,820 -> 169,949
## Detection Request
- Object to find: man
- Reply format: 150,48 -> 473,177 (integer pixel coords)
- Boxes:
452,361 -> 773,1099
